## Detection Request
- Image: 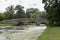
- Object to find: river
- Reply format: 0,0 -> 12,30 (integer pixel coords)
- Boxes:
0,25 -> 47,40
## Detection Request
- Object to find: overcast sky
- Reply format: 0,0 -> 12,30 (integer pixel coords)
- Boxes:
0,0 -> 45,13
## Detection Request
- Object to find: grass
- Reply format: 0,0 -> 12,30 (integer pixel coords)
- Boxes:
0,24 -> 12,26
38,27 -> 60,40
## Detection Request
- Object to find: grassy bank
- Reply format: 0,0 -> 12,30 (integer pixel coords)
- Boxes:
38,27 -> 60,40
0,24 -> 12,26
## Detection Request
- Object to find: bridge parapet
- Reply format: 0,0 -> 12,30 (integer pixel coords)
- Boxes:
0,18 -> 47,26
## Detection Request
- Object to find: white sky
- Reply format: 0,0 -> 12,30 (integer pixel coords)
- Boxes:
0,0 -> 45,13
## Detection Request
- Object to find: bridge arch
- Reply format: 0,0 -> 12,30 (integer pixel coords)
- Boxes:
15,22 -> 24,26
28,21 -> 36,25
0,18 -> 47,26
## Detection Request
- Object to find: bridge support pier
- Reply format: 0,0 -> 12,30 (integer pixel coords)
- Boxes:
36,22 -> 40,26
24,22 -> 28,25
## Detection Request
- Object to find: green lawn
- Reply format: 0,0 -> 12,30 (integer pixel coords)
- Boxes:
38,27 -> 60,40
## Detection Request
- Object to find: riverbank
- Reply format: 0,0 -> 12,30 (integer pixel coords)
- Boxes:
38,27 -> 60,40
0,24 -> 12,26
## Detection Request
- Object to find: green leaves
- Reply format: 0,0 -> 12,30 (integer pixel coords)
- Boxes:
0,13 -> 6,21
43,0 -> 60,26
15,5 -> 26,18
5,5 -> 15,19
26,8 -> 40,18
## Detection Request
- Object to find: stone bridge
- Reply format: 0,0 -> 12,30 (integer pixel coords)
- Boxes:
0,18 -> 47,26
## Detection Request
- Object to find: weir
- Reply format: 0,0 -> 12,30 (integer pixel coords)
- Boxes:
0,26 -> 47,40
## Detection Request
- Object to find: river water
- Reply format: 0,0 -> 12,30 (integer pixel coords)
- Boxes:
0,25 -> 47,40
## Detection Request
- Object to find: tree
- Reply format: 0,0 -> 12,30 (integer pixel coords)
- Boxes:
0,13 -> 6,21
40,11 -> 46,18
15,5 -> 26,18
5,5 -> 15,19
26,8 -> 40,18
42,0 -> 60,26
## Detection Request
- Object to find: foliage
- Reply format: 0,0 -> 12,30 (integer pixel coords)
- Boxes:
0,4 -> 46,22
26,8 -> 40,18
0,13 -> 6,21
42,0 -> 60,26
15,5 -> 26,18
5,5 -> 15,19
0,5 -> 26,21
40,11 -> 46,18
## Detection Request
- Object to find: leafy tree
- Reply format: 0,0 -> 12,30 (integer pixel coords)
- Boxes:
15,5 -> 26,18
42,0 -> 60,26
26,8 -> 40,18
0,13 -> 6,21
5,5 -> 15,19
40,11 -> 46,18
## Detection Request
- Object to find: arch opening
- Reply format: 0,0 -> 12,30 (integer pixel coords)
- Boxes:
16,22 -> 24,26
28,21 -> 36,25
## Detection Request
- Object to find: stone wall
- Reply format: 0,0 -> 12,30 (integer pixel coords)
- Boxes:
0,18 -> 47,26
